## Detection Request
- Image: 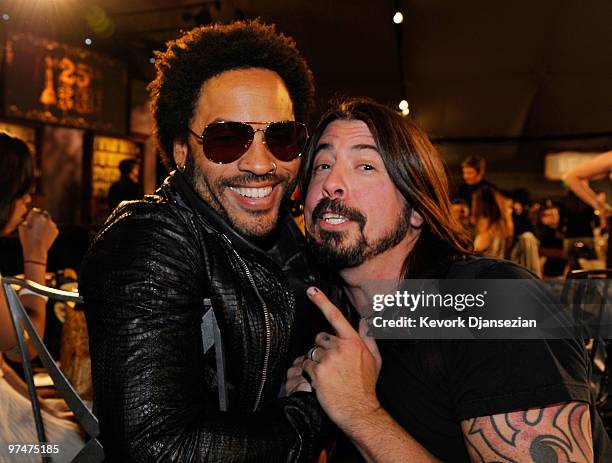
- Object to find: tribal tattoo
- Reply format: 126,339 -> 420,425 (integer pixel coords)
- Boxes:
462,402 -> 593,463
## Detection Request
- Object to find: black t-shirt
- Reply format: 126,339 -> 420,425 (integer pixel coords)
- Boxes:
374,257 -> 612,462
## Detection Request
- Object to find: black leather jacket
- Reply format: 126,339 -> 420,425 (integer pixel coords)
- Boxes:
80,173 -> 327,462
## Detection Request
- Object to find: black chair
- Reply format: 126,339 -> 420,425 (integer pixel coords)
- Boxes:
1,276 -> 104,463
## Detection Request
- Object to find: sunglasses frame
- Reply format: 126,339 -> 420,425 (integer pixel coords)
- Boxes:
187,120 -> 308,164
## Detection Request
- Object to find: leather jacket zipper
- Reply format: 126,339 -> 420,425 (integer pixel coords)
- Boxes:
221,235 -> 271,412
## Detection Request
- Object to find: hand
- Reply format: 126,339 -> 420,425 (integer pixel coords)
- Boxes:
285,355 -> 313,395
302,286 -> 382,427
19,208 -> 58,261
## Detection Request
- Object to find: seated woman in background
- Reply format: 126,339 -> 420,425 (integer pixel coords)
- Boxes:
0,132 -> 82,462
471,186 -> 514,259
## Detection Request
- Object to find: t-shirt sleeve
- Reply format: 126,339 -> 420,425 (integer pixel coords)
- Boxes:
450,338 -> 591,421
449,259 -> 591,420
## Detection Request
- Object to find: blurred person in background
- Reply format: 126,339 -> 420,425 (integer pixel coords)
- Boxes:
559,189 -> 598,269
563,151 -> 612,267
471,186 -> 514,259
454,155 -> 496,205
510,187 -> 535,236
0,132 -> 58,357
535,199 -> 568,278
451,198 -> 474,239
107,158 -> 143,212
0,132 -> 82,462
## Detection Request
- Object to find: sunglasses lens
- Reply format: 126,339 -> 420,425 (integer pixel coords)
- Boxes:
265,122 -> 308,161
202,122 -> 253,163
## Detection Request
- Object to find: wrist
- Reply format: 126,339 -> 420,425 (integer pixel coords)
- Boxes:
23,259 -> 47,267
22,250 -> 48,263
335,397 -> 383,430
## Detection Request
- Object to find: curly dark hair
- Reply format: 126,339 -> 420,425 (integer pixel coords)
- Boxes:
149,19 -> 315,170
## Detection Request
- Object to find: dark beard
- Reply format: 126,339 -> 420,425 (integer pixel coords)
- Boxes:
308,199 -> 412,269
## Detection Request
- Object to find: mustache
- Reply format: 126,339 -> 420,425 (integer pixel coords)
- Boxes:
311,198 -> 366,230
219,173 -> 285,187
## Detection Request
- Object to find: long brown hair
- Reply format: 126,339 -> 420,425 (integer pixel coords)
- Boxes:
471,186 -> 513,240
302,98 -> 472,278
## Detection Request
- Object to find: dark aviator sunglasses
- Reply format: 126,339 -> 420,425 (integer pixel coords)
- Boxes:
187,120 -> 308,164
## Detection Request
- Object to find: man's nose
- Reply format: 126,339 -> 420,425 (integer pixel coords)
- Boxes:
321,165 -> 347,199
237,129 -> 277,176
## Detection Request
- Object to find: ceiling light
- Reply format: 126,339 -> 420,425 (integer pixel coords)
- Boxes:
393,12 -> 403,24
2,13 -> 9,21
398,99 -> 409,111
85,38 -> 92,46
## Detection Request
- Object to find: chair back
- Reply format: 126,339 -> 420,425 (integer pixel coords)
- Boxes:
1,276 -> 104,463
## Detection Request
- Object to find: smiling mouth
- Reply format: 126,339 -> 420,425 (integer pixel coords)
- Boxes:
229,186 -> 274,199
321,212 -> 349,225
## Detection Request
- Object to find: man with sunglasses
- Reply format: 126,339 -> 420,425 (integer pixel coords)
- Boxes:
80,21 -> 326,462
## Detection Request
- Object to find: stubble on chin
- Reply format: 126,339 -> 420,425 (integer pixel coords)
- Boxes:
183,153 -> 295,238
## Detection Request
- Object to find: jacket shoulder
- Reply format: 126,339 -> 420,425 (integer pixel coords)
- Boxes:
80,195 -> 204,297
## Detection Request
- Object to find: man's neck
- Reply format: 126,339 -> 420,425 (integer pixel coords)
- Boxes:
339,232 -> 418,317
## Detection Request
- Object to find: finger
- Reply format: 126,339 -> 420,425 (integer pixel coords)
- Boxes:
315,331 -> 336,348
286,366 -> 303,379
359,318 -> 382,367
301,358 -> 316,379
289,379 -> 312,395
307,346 -> 325,363
307,286 -> 358,339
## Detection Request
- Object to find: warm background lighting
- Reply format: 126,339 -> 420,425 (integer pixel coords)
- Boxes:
393,12 -> 404,24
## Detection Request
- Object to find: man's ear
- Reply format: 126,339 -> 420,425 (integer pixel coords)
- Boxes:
410,209 -> 424,229
173,141 -> 188,170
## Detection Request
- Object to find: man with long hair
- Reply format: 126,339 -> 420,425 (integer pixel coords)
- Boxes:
287,98 -> 611,461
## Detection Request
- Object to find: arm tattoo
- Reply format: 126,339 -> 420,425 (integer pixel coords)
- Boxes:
462,402 -> 593,463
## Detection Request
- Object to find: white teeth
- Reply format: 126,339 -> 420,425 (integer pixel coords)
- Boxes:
229,186 -> 273,198
322,213 -> 348,224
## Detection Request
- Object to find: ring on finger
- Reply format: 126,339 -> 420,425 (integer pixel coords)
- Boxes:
308,345 -> 321,363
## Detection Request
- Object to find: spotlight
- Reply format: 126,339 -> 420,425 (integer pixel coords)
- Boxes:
85,38 -> 92,46
393,12 -> 403,24
2,13 -> 9,21
398,99 -> 409,111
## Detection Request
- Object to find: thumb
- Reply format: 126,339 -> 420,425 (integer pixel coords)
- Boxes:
359,319 -> 382,370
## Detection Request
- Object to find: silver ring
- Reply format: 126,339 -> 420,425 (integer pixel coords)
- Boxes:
308,346 -> 321,363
